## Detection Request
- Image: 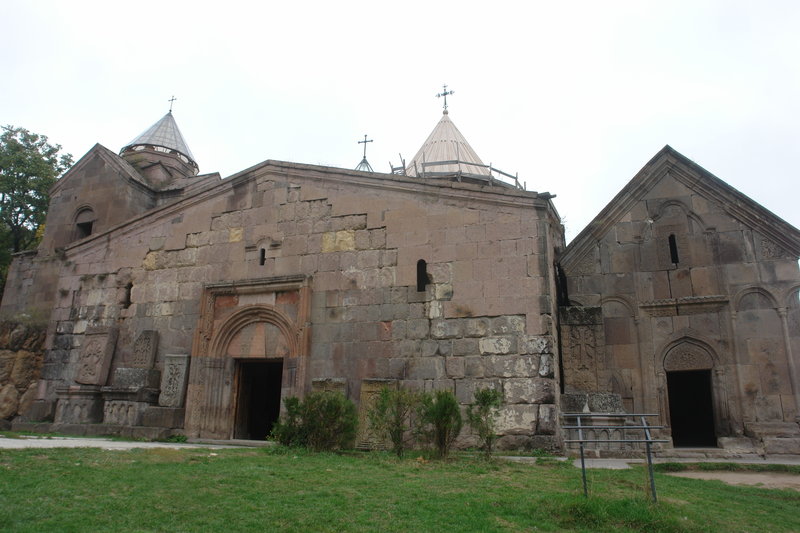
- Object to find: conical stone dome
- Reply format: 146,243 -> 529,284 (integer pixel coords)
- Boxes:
120,111 -> 199,186
405,111 -> 489,178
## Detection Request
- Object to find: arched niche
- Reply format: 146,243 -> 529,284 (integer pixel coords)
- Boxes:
73,206 -> 96,241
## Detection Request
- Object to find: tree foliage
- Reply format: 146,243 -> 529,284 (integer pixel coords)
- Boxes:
466,387 -> 503,458
367,385 -> 420,458
416,389 -> 462,459
0,125 -> 72,254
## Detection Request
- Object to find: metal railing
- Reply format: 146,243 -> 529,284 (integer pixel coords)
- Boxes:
562,413 -> 669,502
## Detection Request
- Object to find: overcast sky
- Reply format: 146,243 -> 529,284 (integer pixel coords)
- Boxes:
2,1 -> 798,242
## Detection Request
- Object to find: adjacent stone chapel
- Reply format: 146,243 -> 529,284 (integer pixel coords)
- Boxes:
2,104 -> 799,453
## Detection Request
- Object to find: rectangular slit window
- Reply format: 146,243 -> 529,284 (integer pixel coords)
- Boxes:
668,234 -> 679,264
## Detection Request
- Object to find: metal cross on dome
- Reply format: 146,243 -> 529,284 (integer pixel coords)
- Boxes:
358,134 -> 373,158
168,96 -> 177,113
436,84 -> 454,111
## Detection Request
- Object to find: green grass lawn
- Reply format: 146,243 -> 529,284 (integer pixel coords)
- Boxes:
1,447 -> 798,532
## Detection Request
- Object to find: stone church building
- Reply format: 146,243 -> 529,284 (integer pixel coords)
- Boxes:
2,107 -> 799,453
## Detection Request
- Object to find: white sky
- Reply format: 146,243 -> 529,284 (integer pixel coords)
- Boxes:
2,1 -> 798,243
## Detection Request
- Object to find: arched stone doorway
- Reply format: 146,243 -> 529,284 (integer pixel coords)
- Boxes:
227,319 -> 291,439
184,277 -> 310,440
663,341 -> 717,447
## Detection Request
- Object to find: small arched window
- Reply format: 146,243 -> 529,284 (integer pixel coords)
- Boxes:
74,207 -> 96,240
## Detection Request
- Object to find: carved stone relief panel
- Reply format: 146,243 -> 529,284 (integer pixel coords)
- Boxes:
562,325 -> 603,392
131,330 -> 159,369
663,342 -> 714,371
559,306 -> 604,393
311,377 -> 347,394
760,238 -> 790,260
159,354 -> 190,408
75,327 -> 118,386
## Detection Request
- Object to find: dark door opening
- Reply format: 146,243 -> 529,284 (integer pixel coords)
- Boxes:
235,360 -> 283,440
667,369 -> 716,447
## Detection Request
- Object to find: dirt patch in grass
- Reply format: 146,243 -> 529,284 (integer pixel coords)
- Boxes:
667,471 -> 800,492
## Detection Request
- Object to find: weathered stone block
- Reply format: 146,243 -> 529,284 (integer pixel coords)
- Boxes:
496,404 -> 538,433
22,399 -> 55,422
0,350 -> 16,382
158,354 -> 190,408
559,306 -> 603,325
104,400 -> 149,426
455,378 -> 502,404
142,406 -> 186,428
421,340 -> 439,357
312,378 -> 348,394
763,437 -> 800,455
10,350 -> 40,390
464,318 -> 490,337
430,319 -> 463,339
464,357 -> 484,377
520,335 -> 553,355
406,358 -> 444,380
54,387 -> 104,424
452,338 -> 479,356
486,356 -> 538,378
445,357 -> 465,379
112,368 -> 161,389
536,404 -> 557,435
490,316 -> 525,335
406,319 -> 430,339
17,383 -> 37,415
0,383 -> 20,419
504,378 -> 555,404
479,336 -> 516,355
587,393 -> 623,413
388,358 -> 406,378
538,354 -> 554,378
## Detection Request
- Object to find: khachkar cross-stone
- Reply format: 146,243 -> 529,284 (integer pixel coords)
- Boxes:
168,95 -> 177,112
358,134 -> 373,158
436,84 -> 454,111
570,326 -> 596,371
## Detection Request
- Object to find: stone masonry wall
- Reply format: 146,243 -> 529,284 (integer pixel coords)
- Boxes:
561,167 -> 800,449
13,161 -> 563,447
0,321 -> 46,426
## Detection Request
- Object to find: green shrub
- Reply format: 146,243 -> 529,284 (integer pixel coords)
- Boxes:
271,396 -> 306,447
303,391 -> 358,451
270,392 -> 358,451
367,386 -> 420,458
466,387 -> 503,459
417,389 -> 462,459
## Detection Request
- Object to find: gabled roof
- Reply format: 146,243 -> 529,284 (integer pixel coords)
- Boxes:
51,143 -> 154,195
406,111 -> 490,178
120,111 -> 197,166
561,145 -> 800,266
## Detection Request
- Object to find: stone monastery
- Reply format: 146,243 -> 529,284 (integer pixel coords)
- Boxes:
2,104 -> 799,454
